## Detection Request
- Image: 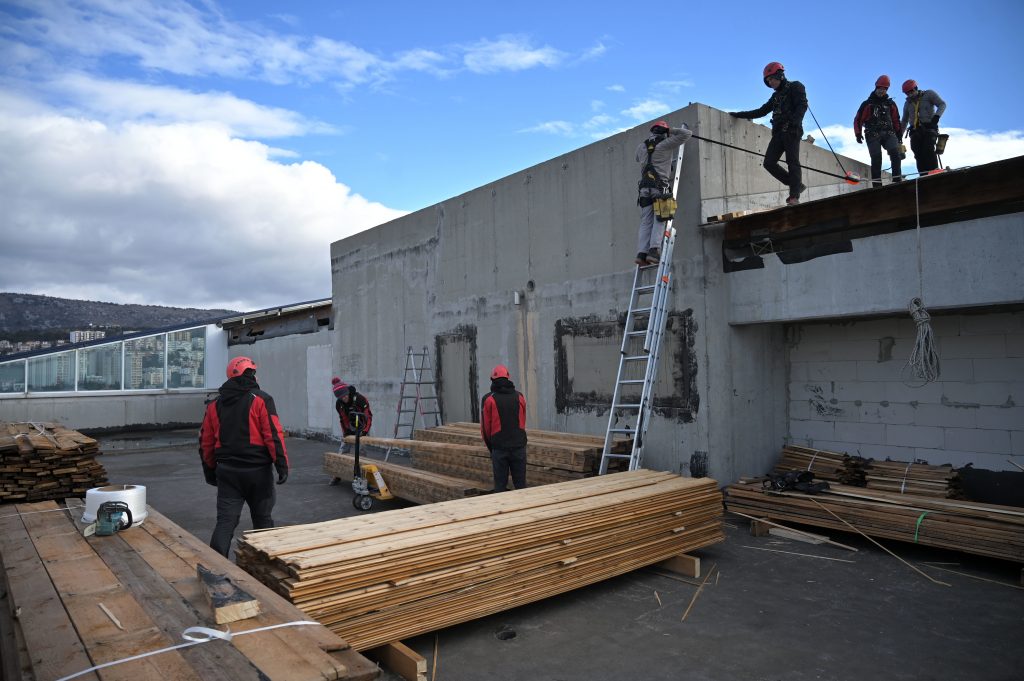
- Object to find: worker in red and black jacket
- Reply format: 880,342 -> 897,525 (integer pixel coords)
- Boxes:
200,356 -> 289,557
480,364 -> 528,492
328,377 -> 372,485
854,75 -> 904,187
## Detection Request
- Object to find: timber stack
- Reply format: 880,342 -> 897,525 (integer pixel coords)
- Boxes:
0,421 -> 108,503
0,500 -> 378,681
236,470 -> 723,651
724,479 -> 1024,562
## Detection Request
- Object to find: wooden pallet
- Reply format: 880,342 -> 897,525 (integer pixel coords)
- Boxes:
0,500 -> 378,681
236,470 -> 724,651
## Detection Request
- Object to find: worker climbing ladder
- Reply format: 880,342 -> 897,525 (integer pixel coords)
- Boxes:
598,147 -> 683,474
385,346 -> 442,460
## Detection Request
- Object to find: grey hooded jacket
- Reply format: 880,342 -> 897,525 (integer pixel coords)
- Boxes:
901,89 -> 947,131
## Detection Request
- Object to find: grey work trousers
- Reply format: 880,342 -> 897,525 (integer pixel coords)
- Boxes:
637,188 -> 663,254
866,130 -> 902,186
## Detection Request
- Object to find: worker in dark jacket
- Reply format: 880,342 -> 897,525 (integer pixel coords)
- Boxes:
900,79 -> 946,174
730,61 -> 808,205
854,75 -> 904,186
480,364 -> 527,492
634,119 -> 693,266
200,356 -> 289,557
328,377 -> 372,485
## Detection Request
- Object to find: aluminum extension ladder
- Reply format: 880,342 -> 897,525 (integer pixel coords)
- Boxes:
598,146 -> 683,474
385,346 -> 442,461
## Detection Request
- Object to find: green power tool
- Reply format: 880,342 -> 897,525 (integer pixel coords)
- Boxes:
84,501 -> 133,537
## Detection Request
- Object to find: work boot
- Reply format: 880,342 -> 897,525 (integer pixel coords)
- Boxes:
646,247 -> 660,265
329,477 -> 341,486
785,196 -> 800,206
635,253 -> 648,266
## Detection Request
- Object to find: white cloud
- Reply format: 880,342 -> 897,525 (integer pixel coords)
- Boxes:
462,36 -> 564,74
622,99 -> 670,122
606,84 -> 625,92
0,109 -> 404,311
519,120 -> 574,135
583,114 -> 613,130
52,74 -> 336,138
819,124 -> 1024,178
653,78 -> 695,93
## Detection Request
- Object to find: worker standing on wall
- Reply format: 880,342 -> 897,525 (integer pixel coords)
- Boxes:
635,120 -> 693,266
854,75 -> 904,186
200,356 -> 289,557
730,62 -> 808,205
328,376 -> 372,485
480,364 -> 528,492
900,79 -> 946,174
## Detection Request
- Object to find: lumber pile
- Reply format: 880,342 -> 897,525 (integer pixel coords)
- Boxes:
236,470 -> 723,650
0,422 -> 108,503
773,445 -> 962,498
323,451 -> 487,505
0,500 -> 378,681
724,479 -> 1024,562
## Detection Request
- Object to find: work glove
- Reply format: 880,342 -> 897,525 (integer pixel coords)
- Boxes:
276,470 -> 288,485
931,115 -> 940,126
856,136 -> 863,144
202,465 -> 217,487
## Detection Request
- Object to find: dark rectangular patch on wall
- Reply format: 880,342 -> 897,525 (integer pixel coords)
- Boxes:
435,325 -> 479,424
554,311 -> 698,423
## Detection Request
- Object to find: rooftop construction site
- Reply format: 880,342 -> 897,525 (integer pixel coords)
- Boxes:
1,98 -> 1022,680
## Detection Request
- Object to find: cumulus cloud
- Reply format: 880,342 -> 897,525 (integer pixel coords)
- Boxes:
519,120 -> 574,135
462,36 -> 564,74
0,108 -> 404,311
819,124 -> 1024,177
622,99 -> 670,122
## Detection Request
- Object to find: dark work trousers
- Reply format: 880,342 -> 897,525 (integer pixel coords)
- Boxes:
490,446 -> 527,492
866,130 -> 903,186
210,463 -> 276,557
910,127 -> 939,173
763,131 -> 803,198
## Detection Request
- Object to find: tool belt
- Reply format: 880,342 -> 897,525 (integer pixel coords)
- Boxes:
653,195 -> 677,222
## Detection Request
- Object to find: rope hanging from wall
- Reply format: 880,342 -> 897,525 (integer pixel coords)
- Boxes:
902,179 -> 941,385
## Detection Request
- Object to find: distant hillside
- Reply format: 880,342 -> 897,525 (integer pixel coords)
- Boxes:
0,292 -> 240,335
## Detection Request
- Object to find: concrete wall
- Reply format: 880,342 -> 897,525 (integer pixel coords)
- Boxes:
0,391 -> 209,431
227,325 -> 334,439
788,311 -> 1024,472
329,102 -> 875,485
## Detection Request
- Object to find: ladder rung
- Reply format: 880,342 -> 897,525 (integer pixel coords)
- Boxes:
632,307 -> 652,314
619,379 -> 644,385
634,284 -> 656,293
614,403 -> 641,409
626,330 -> 646,337
623,355 -> 649,362
602,453 -> 632,458
608,428 -> 635,434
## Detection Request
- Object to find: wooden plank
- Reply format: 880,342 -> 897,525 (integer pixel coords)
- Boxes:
0,505 -> 99,681
657,553 -> 700,578
196,564 -> 262,624
364,642 -> 426,681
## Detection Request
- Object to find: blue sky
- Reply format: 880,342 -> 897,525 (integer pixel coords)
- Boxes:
1,0 -> 1022,311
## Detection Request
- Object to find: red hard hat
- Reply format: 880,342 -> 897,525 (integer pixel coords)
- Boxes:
490,364 -> 510,380
650,120 -> 669,132
902,79 -> 918,94
875,75 -> 890,88
763,61 -> 784,83
226,356 -> 257,378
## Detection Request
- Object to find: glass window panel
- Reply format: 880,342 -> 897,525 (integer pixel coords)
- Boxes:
125,335 -> 165,389
27,350 -> 75,392
77,343 -> 123,391
167,328 -> 206,388
0,360 -> 26,394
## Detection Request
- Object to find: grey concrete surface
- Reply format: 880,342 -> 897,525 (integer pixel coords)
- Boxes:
95,432 -> 1023,681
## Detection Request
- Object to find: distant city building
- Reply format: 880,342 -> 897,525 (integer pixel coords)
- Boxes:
70,329 -> 106,343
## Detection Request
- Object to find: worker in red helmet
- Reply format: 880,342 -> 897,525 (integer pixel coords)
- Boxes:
729,62 -> 809,205
899,79 -> 947,173
328,377 -> 373,485
854,75 -> 904,186
480,364 -> 528,492
200,355 -> 289,557
634,119 -> 693,266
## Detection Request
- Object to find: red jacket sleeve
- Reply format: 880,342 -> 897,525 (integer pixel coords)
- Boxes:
252,395 -> 288,473
890,102 -> 902,135
480,395 -> 497,447
200,402 -> 219,468
853,104 -> 866,138
518,394 -> 526,430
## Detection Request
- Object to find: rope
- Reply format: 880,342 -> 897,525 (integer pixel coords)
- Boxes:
691,133 -> 860,183
807,105 -> 850,177
902,176 -> 941,385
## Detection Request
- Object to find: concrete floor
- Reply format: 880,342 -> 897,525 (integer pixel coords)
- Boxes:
95,431 -> 1023,681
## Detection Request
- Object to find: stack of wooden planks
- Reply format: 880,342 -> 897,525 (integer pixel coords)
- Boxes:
863,459 -> 962,498
323,451 -> 487,505
0,422 -> 108,503
773,445 -> 962,498
724,479 -> 1024,562
0,499 -> 378,681
236,470 -> 723,651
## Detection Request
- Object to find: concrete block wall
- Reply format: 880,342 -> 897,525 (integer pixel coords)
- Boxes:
787,311 -> 1024,471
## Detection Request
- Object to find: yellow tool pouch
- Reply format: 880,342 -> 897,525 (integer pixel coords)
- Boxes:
653,195 -> 677,222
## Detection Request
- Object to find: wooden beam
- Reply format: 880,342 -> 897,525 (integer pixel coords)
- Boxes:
364,642 -> 426,681
657,553 -> 700,578
197,564 -> 262,624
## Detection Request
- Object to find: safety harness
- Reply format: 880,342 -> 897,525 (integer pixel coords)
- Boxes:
637,135 -> 677,220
